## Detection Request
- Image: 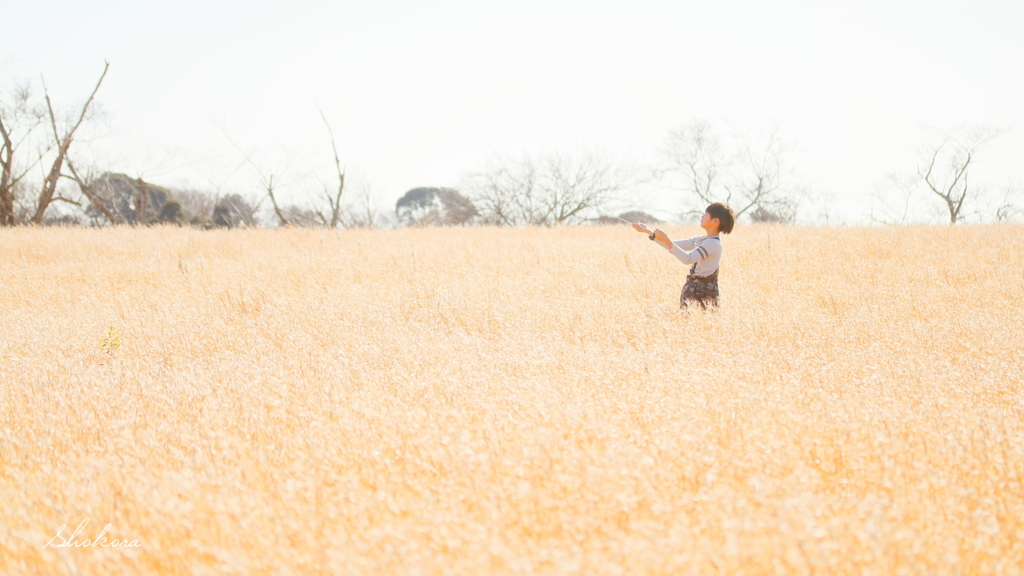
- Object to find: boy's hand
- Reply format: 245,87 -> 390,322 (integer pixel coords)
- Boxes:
651,228 -> 673,249
632,222 -> 652,235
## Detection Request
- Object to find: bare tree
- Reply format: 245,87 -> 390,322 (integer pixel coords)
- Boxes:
264,174 -> 291,226
995,181 -> 1022,223
544,149 -> 634,223
64,156 -> 117,224
0,82 -> 50,225
220,126 -> 292,227
32,62 -> 109,224
727,124 -> 791,219
464,153 -> 538,226
316,104 -> 346,228
464,147 -> 636,226
343,178 -> 387,228
221,105 -> 354,228
868,173 -> 921,225
660,119 -> 799,221
916,125 -> 1004,224
661,118 -> 724,215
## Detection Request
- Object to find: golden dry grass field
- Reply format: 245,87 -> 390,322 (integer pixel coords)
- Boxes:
1,223 -> 1023,575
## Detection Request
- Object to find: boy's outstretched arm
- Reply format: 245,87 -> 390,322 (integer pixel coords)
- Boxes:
643,227 -> 717,265
634,224 -> 679,250
633,225 -> 711,259
634,223 -> 671,247
650,229 -> 674,249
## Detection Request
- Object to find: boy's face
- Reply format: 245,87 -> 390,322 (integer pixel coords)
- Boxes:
701,211 -> 720,231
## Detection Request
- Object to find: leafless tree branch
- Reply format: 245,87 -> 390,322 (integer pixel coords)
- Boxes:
317,104 -> 346,228
32,61 -> 109,224
218,124 -> 291,226
51,195 -> 81,206
464,147 -> 635,226
916,125 -> 1003,224
660,119 -> 798,222
1,84 -> 51,225
63,154 -> 118,224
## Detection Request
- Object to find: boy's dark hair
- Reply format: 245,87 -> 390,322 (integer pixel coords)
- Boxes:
706,202 -> 735,234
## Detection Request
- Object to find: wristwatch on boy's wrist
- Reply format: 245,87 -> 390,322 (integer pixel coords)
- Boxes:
649,234 -> 656,241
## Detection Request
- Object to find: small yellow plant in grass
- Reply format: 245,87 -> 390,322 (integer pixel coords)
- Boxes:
99,326 -> 120,355
0,223 -> 1022,575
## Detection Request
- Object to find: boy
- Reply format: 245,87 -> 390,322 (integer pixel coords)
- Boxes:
633,202 -> 736,310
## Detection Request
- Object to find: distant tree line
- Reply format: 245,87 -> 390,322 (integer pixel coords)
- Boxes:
78,172 -> 261,228
2,62 -> 1019,228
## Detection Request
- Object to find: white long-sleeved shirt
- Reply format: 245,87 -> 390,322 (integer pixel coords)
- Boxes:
668,234 -> 722,276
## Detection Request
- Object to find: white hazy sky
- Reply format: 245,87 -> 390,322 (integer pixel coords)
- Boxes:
5,0 -> 1023,223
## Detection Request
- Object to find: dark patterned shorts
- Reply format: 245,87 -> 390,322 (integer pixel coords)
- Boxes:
680,269 -> 720,310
